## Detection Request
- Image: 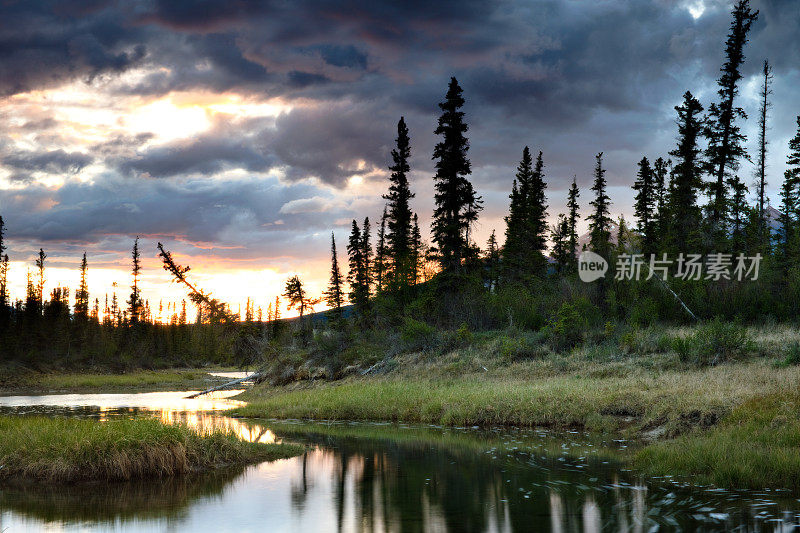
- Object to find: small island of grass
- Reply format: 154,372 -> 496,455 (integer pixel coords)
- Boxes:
0,416 -> 303,483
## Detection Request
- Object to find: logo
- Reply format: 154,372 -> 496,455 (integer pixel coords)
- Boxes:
578,251 -> 608,282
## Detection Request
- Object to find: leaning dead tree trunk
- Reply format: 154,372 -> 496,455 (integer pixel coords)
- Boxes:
157,243 -> 236,325
184,372 -> 265,399
157,243 -> 263,398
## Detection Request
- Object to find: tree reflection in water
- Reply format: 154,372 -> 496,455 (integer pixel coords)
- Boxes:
1,399 -> 799,531
276,424 -> 799,532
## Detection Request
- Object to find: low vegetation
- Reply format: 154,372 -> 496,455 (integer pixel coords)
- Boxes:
0,416 -> 303,483
637,393 -> 800,490
229,321 -> 800,490
0,369 -> 240,394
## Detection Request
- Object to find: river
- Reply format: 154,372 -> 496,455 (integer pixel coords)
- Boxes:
0,391 -> 798,531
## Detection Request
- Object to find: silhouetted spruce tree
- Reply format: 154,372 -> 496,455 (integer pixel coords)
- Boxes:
324,232 -> 344,323
410,214 -> 422,284
128,237 -> 143,324
361,217 -> 372,290
777,174 -> 796,271
788,116 -> 800,203
587,153 -> 612,257
0,216 -> 8,331
525,150 -> 549,276
431,77 -> 483,277
34,249 -> 46,316
633,157 -> 657,255
347,219 -> 371,316
503,147 -> 548,280
705,0 -> 759,230
778,117 -> 800,270
485,230 -> 500,291
616,214 -> 629,252
374,207 -> 388,292
567,177 -> 580,264
551,214 -> 571,275
283,275 -> 309,318
503,147 -> 532,280
667,92 -> 705,253
384,117 -> 415,288
245,298 -> 254,322
756,60 -> 773,248
74,252 -> 89,319
652,157 -> 671,235
728,175 -> 749,252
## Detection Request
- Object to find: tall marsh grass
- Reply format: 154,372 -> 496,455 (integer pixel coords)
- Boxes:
0,416 -> 302,483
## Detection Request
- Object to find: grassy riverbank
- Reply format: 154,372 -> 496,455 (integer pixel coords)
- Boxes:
230,322 -> 800,490
0,368 -> 243,394
0,416 -> 303,483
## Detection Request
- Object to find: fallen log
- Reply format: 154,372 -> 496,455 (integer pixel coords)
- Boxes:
185,372 -> 264,399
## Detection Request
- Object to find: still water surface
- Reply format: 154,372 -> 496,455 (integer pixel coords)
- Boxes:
0,391 -> 799,532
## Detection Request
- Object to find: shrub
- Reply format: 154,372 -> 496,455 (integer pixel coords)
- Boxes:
776,342 -> 800,367
543,302 -> 587,352
400,317 -> 438,351
672,318 -> 752,366
497,333 -> 547,362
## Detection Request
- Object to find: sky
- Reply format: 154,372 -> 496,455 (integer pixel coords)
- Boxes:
0,0 -> 799,319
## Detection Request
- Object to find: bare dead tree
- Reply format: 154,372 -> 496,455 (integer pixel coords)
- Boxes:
157,242 -> 236,325
157,242 -> 270,396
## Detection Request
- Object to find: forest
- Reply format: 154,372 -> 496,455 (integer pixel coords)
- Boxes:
1,0 -> 800,374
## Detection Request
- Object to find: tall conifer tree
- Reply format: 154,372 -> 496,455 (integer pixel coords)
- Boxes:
503,147 -> 532,280
551,214 -> 571,275
756,60 -> 773,248
374,207 -> 388,292
347,219 -> 371,316
567,177 -> 580,263
431,77 -> 482,276
667,92 -> 705,253
324,232 -> 344,322
705,0 -> 759,227
128,237 -> 143,324
74,252 -> 89,319
384,117 -> 415,287
0,216 -> 8,327
587,153 -> 612,257
411,214 -> 422,284
633,157 -> 656,254
525,151 -> 549,276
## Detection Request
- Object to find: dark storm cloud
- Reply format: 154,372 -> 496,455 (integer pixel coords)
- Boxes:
0,173 -> 356,255
267,102 -> 394,186
2,0 -> 800,254
0,0 -> 147,96
107,104 -> 395,186
119,134 -> 274,178
2,148 -> 93,181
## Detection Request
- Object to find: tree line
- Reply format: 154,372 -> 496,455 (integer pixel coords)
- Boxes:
3,0 -> 800,369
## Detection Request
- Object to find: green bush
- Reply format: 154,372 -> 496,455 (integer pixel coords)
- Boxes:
543,302 -> 587,352
672,318 -> 752,366
400,317 -> 438,351
776,342 -> 800,367
497,333 -> 547,362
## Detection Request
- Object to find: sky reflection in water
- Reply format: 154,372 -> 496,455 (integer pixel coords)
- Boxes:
0,392 -> 799,532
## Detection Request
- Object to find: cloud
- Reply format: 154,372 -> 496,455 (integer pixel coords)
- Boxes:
119,134 -> 274,178
0,0 -> 148,96
1,0 -> 800,275
2,148 -> 93,182
279,196 -> 340,214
